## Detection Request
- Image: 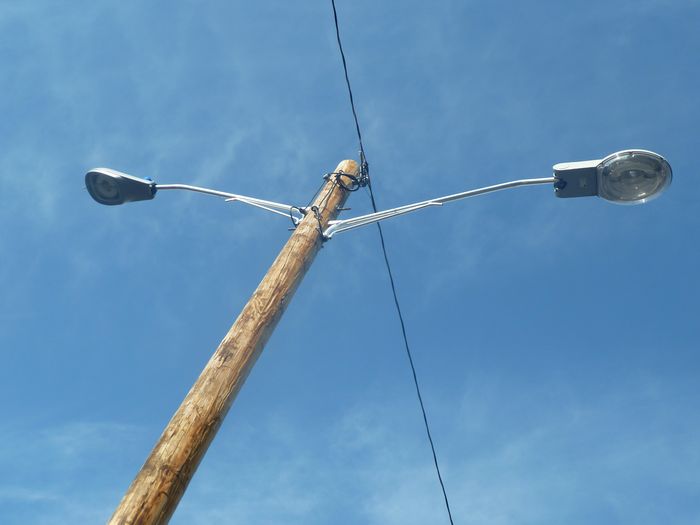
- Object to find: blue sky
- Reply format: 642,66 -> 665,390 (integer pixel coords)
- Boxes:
1,1 -> 699,523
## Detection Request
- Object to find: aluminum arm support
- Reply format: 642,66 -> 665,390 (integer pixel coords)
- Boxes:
155,184 -> 304,223
323,176 -> 557,238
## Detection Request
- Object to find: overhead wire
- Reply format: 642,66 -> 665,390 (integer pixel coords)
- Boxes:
329,1 -> 455,523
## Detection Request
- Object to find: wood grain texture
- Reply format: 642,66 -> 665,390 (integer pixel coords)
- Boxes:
109,160 -> 359,525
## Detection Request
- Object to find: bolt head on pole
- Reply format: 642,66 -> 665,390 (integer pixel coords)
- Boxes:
85,168 -> 157,205
553,149 -> 672,204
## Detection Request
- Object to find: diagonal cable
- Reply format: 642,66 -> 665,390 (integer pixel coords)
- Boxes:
330,1 -> 455,523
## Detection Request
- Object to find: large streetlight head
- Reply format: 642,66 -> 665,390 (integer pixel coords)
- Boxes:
553,149 -> 672,204
85,168 -> 157,205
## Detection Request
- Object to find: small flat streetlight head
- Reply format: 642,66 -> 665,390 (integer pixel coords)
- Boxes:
85,168 -> 157,205
553,149 -> 671,204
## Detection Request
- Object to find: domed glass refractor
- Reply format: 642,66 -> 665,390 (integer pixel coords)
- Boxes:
597,150 -> 672,204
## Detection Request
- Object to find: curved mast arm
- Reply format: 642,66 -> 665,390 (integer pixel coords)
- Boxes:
156,183 -> 305,222
323,177 -> 556,238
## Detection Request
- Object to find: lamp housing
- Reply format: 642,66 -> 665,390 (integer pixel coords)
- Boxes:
85,168 -> 157,205
553,149 -> 672,204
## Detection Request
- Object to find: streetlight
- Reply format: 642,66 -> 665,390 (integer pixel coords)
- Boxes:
85,167 -> 306,222
86,151 -> 671,525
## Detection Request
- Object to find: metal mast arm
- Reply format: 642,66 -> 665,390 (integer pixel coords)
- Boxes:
323,176 -> 556,238
156,184 -> 305,223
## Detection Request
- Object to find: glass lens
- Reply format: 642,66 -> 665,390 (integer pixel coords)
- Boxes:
95,174 -> 120,200
86,171 -> 125,205
597,151 -> 672,204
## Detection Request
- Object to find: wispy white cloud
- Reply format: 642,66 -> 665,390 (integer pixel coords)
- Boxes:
0,486 -> 58,503
163,373 -> 700,524
1,373 -> 696,524
0,420 -> 144,524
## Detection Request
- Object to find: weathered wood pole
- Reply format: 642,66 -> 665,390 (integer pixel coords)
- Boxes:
109,160 -> 359,524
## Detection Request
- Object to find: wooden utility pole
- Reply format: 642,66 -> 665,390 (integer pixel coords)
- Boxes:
109,160 -> 359,524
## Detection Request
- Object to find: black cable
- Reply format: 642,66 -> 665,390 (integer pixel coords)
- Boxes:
369,216 -> 456,525
329,172 -> 361,192
316,176 -> 339,214
330,2 -> 455,523
330,0 -> 369,185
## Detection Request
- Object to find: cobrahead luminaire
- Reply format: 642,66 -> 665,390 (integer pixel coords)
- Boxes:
85,168 -> 157,206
